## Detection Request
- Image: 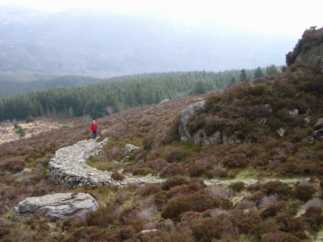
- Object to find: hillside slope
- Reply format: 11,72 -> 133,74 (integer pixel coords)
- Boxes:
0,27 -> 323,242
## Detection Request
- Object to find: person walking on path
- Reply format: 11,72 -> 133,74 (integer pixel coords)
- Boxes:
90,120 -> 98,139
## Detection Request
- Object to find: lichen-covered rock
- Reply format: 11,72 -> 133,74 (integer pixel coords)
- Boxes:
287,27 -> 323,73
15,193 -> 98,219
313,118 -> 323,140
124,144 -> 140,156
178,100 -> 206,142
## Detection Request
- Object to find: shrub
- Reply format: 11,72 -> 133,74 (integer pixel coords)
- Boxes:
261,232 -> 303,242
229,182 -> 245,192
303,207 -> 323,231
161,192 -> 231,220
231,209 -> 262,234
141,229 -> 195,242
132,167 -> 153,176
160,163 -> 187,177
222,153 -> 249,169
188,160 -> 212,177
138,184 -> 162,197
205,95 -> 222,113
163,117 -> 181,144
191,216 -> 239,242
293,183 -> 316,201
143,135 -> 154,150
164,147 -> 189,163
111,172 -> 125,181
161,176 -> 189,190
86,205 -> 116,227
0,157 -> 25,173
244,84 -> 273,97
275,213 -> 307,239
261,181 -> 291,198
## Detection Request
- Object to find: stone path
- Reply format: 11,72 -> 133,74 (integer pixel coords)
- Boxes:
48,138 -> 165,188
17,138 -> 313,220
204,177 -> 310,187
48,138 -> 310,188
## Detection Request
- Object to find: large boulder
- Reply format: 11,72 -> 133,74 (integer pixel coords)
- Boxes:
178,100 -> 206,142
286,27 -> 323,72
15,193 -> 98,219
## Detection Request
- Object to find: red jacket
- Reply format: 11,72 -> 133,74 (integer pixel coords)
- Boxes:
90,122 -> 97,132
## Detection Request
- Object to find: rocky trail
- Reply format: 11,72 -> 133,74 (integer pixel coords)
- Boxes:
16,138 -> 314,220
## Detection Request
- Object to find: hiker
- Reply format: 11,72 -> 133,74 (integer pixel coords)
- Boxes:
90,119 -> 98,139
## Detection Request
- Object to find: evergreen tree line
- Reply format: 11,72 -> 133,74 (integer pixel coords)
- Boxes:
0,67 -> 280,121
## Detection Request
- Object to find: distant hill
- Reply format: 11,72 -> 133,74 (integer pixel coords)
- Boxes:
0,7 -> 294,77
0,75 -> 100,97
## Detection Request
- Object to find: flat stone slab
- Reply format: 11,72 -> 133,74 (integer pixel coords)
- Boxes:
15,193 -> 98,219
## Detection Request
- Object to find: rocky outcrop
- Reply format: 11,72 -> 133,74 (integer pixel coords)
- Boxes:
287,27 -> 323,72
314,118 -> 323,140
15,193 -> 98,219
178,100 -> 242,145
178,100 -> 206,142
48,138 -> 164,188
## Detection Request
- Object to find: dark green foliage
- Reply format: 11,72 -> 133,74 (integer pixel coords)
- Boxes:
14,124 -> 25,138
266,65 -> 280,76
0,69 -> 274,121
254,67 -> 265,78
239,69 -> 248,81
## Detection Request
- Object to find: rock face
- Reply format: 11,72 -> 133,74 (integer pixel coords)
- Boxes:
178,100 -> 242,145
287,27 -> 323,72
313,118 -> 323,140
48,138 -> 164,187
178,100 -> 206,142
15,193 -> 98,219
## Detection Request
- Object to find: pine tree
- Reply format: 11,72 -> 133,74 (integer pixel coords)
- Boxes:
240,69 -> 248,82
254,67 -> 264,79
266,65 -> 280,76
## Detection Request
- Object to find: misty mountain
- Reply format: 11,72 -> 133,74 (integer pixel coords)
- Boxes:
0,7 -> 296,77
0,75 -> 100,97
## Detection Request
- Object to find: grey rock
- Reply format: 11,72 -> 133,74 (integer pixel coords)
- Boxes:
288,109 -> 299,117
277,128 -> 286,137
159,99 -> 170,104
15,193 -> 98,219
297,198 -> 323,217
313,118 -> 323,140
287,27 -> 323,73
178,100 -> 206,142
124,144 -> 140,156
315,118 -> 323,129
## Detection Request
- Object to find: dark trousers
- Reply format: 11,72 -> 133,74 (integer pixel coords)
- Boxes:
92,131 -> 97,139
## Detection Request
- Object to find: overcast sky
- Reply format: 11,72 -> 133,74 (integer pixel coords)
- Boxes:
0,0 -> 322,37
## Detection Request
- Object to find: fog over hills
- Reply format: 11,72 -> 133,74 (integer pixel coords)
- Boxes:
0,7 -> 296,77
